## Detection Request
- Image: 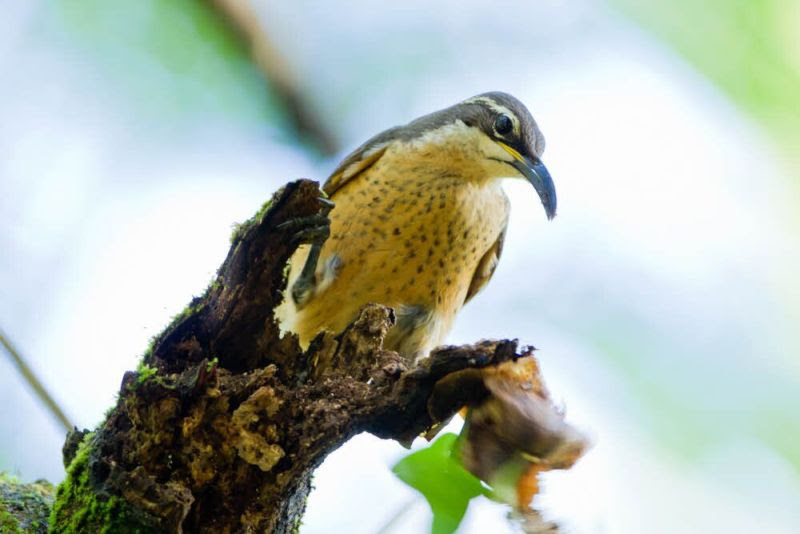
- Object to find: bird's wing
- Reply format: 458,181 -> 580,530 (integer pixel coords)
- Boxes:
323,127 -> 401,197
464,225 -> 507,305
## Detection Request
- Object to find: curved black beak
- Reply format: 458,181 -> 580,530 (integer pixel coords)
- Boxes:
511,156 -> 557,220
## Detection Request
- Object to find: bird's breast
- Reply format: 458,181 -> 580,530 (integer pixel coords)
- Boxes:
289,156 -> 509,354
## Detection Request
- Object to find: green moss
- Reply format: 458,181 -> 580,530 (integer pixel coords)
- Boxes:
0,509 -> 22,533
0,473 -> 54,533
229,222 -> 247,245
125,361 -> 159,392
0,473 -> 19,485
103,392 -> 120,420
141,297 -> 206,364
136,362 -> 157,383
209,277 -> 222,292
166,299 -> 205,334
254,195 -> 276,221
49,433 -> 151,533
229,196 -> 276,245
141,335 -> 158,361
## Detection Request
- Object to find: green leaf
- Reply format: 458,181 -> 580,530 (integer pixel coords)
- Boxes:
392,433 -> 488,534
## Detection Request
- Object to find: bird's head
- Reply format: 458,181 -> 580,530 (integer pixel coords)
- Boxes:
400,91 -> 556,220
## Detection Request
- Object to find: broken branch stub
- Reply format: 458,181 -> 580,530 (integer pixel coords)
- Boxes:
48,179 -> 586,533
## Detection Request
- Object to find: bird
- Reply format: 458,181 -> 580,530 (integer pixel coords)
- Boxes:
277,91 -> 556,362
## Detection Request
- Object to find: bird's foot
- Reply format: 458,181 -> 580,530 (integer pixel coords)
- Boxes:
277,198 -> 334,246
281,197 -> 335,308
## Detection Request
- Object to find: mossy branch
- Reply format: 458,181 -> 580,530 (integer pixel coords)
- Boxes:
1,179 -> 585,533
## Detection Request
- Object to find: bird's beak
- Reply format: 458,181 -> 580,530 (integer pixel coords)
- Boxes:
498,142 -> 557,220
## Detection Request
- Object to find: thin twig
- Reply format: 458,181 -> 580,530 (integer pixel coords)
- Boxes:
212,0 -> 339,155
0,326 -> 73,432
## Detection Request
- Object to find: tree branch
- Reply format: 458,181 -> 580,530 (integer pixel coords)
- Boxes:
211,0 -> 339,155
1,179 -> 585,532
0,328 -> 73,432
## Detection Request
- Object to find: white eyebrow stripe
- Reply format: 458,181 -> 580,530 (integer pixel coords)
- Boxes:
463,96 -> 521,136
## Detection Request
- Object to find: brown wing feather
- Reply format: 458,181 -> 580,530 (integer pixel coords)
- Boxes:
464,226 -> 507,305
323,127 -> 400,198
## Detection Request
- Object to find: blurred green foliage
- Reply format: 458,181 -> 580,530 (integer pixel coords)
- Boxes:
589,0 -> 800,476
43,1 -> 293,138
613,0 -> 800,167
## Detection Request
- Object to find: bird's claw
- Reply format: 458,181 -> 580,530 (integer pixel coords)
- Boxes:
278,214 -> 331,246
317,196 -> 335,211
316,197 -> 335,219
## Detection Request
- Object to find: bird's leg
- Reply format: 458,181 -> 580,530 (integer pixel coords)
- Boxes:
278,198 -> 334,308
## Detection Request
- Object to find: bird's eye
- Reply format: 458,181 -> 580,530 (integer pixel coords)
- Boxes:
494,114 -> 513,135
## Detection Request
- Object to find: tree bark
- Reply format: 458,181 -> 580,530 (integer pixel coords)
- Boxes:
0,179 -> 584,533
